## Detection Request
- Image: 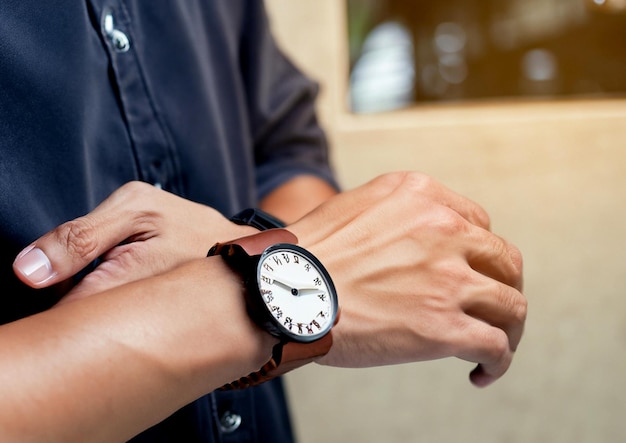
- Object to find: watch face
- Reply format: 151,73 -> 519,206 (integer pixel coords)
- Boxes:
257,243 -> 338,342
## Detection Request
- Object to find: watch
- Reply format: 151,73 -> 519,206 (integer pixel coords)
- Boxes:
208,211 -> 339,389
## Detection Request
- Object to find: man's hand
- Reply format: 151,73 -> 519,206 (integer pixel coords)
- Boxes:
13,181 -> 256,302
289,171 -> 526,387
13,172 -> 526,388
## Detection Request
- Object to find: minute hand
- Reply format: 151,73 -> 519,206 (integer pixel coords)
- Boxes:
296,288 -> 327,298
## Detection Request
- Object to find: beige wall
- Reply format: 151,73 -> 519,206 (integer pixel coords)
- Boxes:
266,1 -> 626,442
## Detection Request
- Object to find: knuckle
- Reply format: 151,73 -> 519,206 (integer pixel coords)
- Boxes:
490,234 -> 512,265
500,284 -> 527,323
482,328 -> 511,364
503,241 -> 524,291
109,181 -> 162,234
374,171 -> 435,196
432,208 -> 468,236
53,217 -> 100,260
114,180 -> 155,201
489,279 -> 527,325
367,171 -> 426,203
513,292 -> 528,324
486,234 -> 524,290
371,171 -> 409,193
472,205 -> 491,229
507,243 -> 524,276
401,171 -> 435,193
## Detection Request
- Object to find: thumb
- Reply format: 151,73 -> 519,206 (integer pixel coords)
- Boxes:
12,183 -> 157,289
12,215 -> 124,288
13,182 -> 160,288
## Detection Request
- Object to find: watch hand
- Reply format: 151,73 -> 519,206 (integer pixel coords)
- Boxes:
266,274 -> 319,291
296,288 -> 326,298
264,274 -> 322,294
270,278 -> 295,292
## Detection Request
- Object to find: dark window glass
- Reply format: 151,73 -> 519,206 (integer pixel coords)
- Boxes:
347,0 -> 626,113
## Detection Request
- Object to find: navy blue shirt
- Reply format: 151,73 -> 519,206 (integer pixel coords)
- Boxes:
0,1 -> 335,441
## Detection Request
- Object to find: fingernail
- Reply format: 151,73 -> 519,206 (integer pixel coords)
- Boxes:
13,246 -> 56,285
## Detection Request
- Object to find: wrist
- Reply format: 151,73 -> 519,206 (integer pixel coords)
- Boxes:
154,257 -> 278,392
203,257 -> 280,378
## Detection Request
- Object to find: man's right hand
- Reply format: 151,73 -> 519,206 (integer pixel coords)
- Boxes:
289,171 -> 526,387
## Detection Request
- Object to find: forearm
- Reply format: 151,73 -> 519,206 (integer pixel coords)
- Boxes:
259,175 -> 338,224
0,258 -> 275,442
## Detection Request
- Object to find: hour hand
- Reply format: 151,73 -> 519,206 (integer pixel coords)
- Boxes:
269,277 -> 296,293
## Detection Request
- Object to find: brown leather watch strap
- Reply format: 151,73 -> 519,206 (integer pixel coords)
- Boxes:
208,228 -> 297,257
220,333 -> 334,390
221,307 -> 340,390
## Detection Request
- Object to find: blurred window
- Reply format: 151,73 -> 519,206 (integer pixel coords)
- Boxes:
347,0 -> 626,113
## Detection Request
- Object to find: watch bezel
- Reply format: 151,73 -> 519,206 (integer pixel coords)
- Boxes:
256,243 -> 338,343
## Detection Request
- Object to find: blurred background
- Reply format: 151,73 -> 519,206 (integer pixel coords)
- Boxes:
265,0 -> 626,442
346,0 -> 626,112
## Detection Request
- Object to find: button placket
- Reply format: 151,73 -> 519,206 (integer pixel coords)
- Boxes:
94,2 -> 181,193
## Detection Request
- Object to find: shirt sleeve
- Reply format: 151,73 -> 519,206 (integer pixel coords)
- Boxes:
240,1 -> 340,201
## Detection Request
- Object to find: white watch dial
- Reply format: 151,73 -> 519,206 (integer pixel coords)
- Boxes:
257,245 -> 337,341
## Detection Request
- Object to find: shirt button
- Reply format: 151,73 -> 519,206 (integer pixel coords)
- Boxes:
219,411 -> 242,433
102,11 -> 131,53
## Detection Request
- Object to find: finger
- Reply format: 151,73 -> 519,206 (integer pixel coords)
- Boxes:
13,182 -> 158,288
464,225 -> 524,291
461,274 -> 527,352
470,364 -> 504,388
454,321 -> 514,387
